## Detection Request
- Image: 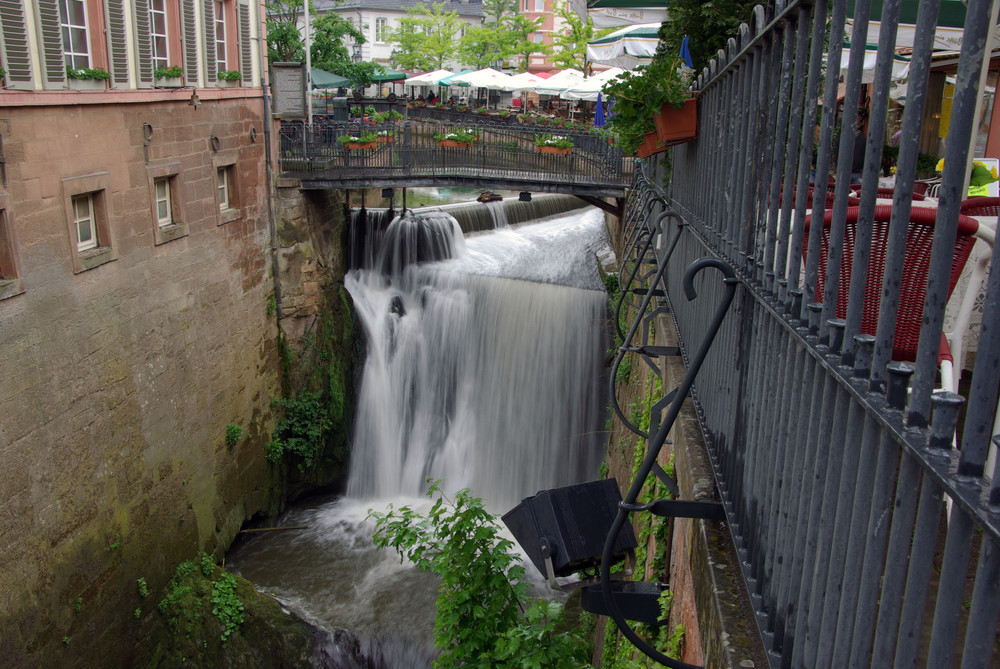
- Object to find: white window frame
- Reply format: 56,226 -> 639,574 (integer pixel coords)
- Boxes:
217,166 -> 230,211
73,193 -> 97,252
215,0 -> 228,72
533,0 -> 544,11
149,0 -> 170,71
154,177 -> 173,227
59,0 -> 91,69
375,17 -> 388,44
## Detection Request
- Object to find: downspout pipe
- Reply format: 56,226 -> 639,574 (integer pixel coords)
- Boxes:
259,0 -> 283,320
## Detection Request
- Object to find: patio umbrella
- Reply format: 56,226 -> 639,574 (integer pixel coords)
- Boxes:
403,69 -> 454,86
503,71 -> 548,92
594,93 -> 607,127
560,67 -> 626,101
680,35 -> 694,68
437,70 -> 473,87
369,66 -> 409,83
310,67 -> 351,89
846,0 -> 1000,51
586,23 -> 660,70
534,69 -> 587,96
450,68 -> 516,90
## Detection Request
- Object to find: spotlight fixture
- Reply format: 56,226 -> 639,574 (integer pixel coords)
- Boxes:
519,191 -> 531,202
382,187 -> 394,199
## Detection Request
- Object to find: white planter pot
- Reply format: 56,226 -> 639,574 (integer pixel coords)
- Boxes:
217,79 -> 239,88
68,78 -> 107,91
156,77 -> 183,88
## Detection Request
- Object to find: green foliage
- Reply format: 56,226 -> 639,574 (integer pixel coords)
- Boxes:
66,66 -> 110,80
916,152 -> 939,178
658,0 -> 757,72
225,424 -> 243,447
74,597 -> 82,612
210,573 -> 246,643
107,534 -> 122,551
549,0 -> 614,71
604,57 -> 693,155
266,294 -> 277,316
266,391 -> 332,469
389,2 -> 462,72
201,553 -> 216,577
369,481 -> 588,668
434,128 -> 480,144
508,15 -> 548,71
458,24 -> 521,69
218,70 -> 242,81
154,65 -> 183,78
534,134 -> 574,149
337,131 -> 379,145
134,608 -> 142,619
137,578 -> 150,599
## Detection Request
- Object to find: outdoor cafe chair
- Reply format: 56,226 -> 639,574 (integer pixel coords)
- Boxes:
960,196 -> 1000,216
849,184 -> 927,200
803,205 -> 984,393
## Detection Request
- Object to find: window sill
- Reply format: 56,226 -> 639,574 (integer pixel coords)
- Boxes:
154,222 -> 188,245
0,277 -> 24,300
77,246 -> 114,272
218,207 -> 242,225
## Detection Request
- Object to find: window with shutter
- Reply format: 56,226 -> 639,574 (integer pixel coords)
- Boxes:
133,0 -> 153,86
0,1 -> 34,89
36,0 -> 68,86
105,0 -> 129,86
202,0 -> 216,82
181,0 -> 198,85
238,1 -> 251,83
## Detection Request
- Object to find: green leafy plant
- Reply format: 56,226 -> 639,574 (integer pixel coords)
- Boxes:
266,294 -> 277,316
210,572 -> 246,643
225,424 -> 243,447
66,66 -> 111,81
349,105 -> 362,117
137,578 -> 150,599
534,133 -> 574,149
218,70 -> 242,82
604,56 -> 692,155
154,65 -> 183,79
369,481 -> 587,668
74,597 -> 82,612
337,131 -> 379,146
134,608 -> 142,619
364,104 -> 377,116
201,552 -> 216,577
433,128 -> 479,144
266,391 -> 332,469
107,534 -> 122,551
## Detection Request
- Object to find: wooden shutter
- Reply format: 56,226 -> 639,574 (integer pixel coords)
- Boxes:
238,1 -> 252,83
0,0 -> 34,89
105,0 -> 129,86
34,0 -> 67,88
181,0 -> 198,85
133,0 -> 153,87
202,0 -> 216,82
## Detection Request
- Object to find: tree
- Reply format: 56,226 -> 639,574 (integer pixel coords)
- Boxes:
548,0 -> 613,71
458,25 -> 520,70
265,0 -> 379,87
508,14 -> 547,72
481,0 -> 518,24
657,0 -> 757,72
389,2 -> 462,72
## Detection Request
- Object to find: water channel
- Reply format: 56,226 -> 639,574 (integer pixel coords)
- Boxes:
228,201 -> 615,664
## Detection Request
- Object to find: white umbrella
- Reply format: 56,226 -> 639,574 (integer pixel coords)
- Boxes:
560,67 -> 627,102
403,69 -> 454,86
826,49 -> 910,84
586,22 -> 660,70
534,69 -> 587,96
503,72 -> 548,92
450,68 -> 516,90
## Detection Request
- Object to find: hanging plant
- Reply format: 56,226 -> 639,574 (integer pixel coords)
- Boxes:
603,56 -> 693,155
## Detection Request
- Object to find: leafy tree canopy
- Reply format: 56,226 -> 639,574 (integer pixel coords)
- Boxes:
657,0 -> 757,72
389,2 -> 462,72
548,0 -> 613,71
458,25 -> 520,70
507,14 -> 547,72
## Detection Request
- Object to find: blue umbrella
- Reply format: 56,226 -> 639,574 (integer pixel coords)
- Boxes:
594,93 -> 606,127
680,35 -> 694,68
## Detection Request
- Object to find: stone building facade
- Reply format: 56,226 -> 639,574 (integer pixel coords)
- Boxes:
0,1 -> 283,664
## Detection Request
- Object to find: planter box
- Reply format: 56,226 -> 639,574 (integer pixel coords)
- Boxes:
643,131 -> 668,156
344,142 -> 377,150
437,140 -> 473,148
653,97 -> 698,147
155,77 -> 183,88
377,135 -> 394,144
217,79 -> 240,88
536,145 -> 572,155
68,78 -> 107,91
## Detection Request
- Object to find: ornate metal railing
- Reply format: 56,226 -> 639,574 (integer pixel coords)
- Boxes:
621,0 -> 1000,667
277,118 -> 632,193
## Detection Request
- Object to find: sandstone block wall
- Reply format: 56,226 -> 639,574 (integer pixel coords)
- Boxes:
0,97 -> 280,666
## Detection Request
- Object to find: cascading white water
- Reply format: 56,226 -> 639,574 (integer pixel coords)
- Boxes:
228,206 -> 614,665
345,207 -> 610,510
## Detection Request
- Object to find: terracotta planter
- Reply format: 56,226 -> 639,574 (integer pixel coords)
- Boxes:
377,135 -> 394,144
653,98 -> 698,147
536,145 -> 571,155
636,143 -> 651,159
642,131 -> 665,156
437,140 -> 473,148
344,142 -> 377,150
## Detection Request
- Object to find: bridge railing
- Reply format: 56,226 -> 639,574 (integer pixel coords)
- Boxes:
277,118 -> 632,190
632,0 -> 1000,666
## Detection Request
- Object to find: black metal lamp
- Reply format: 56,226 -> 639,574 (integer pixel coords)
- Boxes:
352,45 -> 363,63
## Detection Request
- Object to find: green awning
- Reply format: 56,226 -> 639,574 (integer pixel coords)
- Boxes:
369,67 -> 408,82
587,0 -> 666,8
311,67 -> 351,89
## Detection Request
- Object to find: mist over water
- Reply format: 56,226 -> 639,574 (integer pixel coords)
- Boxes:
229,206 -> 614,663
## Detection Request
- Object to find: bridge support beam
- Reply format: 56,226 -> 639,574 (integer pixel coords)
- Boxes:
574,195 -> 624,220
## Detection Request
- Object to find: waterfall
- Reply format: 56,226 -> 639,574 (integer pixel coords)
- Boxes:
345,207 -> 611,511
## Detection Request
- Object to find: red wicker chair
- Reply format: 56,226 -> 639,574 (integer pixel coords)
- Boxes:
959,196 -> 1000,216
803,206 -> 980,374
849,185 -> 926,201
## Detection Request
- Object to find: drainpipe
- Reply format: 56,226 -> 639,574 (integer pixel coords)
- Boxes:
259,0 -> 283,320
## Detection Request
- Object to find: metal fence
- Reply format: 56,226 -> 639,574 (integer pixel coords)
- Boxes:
624,0 -> 1000,666
277,117 -> 631,193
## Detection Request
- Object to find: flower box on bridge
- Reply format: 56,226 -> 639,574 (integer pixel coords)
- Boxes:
344,142 -> 377,150
653,98 -> 698,147
536,145 -> 572,155
437,140 -> 473,148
